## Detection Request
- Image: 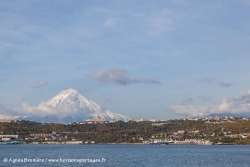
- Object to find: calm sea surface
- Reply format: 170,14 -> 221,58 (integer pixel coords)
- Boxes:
0,144 -> 250,167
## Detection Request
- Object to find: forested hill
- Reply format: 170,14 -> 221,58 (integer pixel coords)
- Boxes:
1,118 -> 250,144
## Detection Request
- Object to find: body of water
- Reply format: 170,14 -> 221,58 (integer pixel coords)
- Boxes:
0,144 -> 249,167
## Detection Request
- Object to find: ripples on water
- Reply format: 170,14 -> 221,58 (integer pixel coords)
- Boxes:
0,145 -> 250,167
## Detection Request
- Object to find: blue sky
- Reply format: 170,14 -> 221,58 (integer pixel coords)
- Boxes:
1,0 -> 250,119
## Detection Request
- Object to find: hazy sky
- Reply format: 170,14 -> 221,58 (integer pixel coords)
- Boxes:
1,0 -> 250,119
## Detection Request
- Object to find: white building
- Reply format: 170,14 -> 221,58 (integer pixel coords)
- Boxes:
66,141 -> 83,144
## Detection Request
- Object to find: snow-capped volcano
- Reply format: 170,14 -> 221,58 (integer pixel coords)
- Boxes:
18,89 -> 132,123
46,89 -> 103,112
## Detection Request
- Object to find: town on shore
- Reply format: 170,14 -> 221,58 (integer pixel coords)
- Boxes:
1,116 -> 250,145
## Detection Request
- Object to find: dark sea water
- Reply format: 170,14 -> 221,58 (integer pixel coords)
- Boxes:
0,144 -> 250,167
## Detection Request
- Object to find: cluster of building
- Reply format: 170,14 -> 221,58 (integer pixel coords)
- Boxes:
0,135 -> 18,141
224,133 -> 250,139
185,116 -> 249,124
138,133 -> 214,145
170,139 -> 213,145
76,118 -> 109,124
0,132 -> 97,145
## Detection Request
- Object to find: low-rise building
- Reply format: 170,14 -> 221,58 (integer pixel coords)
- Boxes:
66,141 -> 83,144
0,135 -> 18,138
92,118 -> 106,123
30,133 -> 52,138
1,138 -> 11,141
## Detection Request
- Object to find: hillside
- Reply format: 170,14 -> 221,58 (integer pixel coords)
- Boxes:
1,117 -> 250,144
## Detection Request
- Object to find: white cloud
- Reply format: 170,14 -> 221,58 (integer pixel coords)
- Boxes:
168,90 -> 250,116
0,101 -> 88,118
0,103 -> 28,119
0,114 -> 17,119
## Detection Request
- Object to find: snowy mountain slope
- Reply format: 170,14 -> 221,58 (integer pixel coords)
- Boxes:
18,89 -> 132,123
